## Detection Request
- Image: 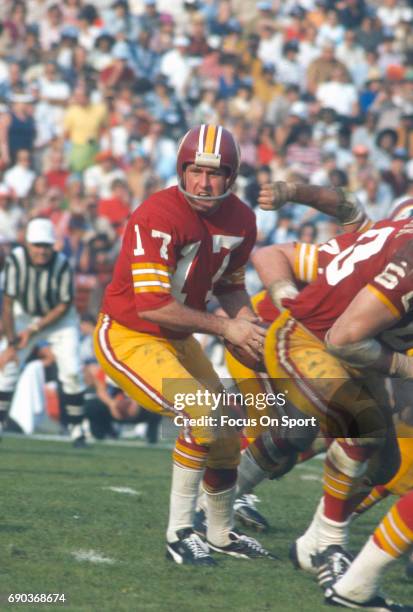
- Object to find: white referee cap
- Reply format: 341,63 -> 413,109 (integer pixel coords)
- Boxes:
26,218 -> 56,245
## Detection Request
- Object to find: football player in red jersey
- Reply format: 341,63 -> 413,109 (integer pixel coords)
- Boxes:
249,182 -> 413,601
94,125 -> 273,566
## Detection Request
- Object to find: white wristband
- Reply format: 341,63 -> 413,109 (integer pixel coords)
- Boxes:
268,279 -> 299,310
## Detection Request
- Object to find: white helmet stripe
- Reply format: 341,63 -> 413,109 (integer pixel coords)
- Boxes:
199,124 -> 206,153
214,125 -> 222,156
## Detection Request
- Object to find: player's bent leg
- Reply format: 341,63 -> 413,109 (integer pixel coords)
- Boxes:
203,436 -> 276,559
94,315 -> 241,565
263,313 -> 398,582
325,490 -> 413,610
225,348 -> 278,531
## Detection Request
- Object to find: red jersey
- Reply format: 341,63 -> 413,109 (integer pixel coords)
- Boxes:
283,219 -> 413,347
101,186 -> 256,338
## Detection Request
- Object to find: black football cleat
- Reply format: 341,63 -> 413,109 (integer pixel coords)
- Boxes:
166,528 -> 216,566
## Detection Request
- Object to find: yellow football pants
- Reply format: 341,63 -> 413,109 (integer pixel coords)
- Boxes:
94,313 -> 240,468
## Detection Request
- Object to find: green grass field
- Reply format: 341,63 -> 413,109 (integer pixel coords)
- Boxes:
1,436 -> 412,612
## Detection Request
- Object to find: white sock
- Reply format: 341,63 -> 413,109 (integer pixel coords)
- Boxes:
334,537 -> 394,602
298,497 -> 323,551
295,498 -> 323,572
196,487 -> 207,513
205,484 -> 236,547
166,464 -> 204,543
315,498 -> 350,551
236,450 -> 268,497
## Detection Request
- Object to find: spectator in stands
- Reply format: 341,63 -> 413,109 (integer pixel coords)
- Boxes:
355,174 -> 393,221
63,85 -> 107,173
0,183 -> 24,243
3,148 -> 36,199
0,92 -> 35,167
83,150 -> 125,198
381,149 -> 409,198
306,43 -> 349,95
97,178 -> 131,236
286,124 -> 322,180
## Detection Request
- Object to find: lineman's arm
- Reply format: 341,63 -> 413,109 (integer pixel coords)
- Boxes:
326,288 -> 411,377
258,182 -> 368,233
139,299 -> 266,359
251,243 -> 299,308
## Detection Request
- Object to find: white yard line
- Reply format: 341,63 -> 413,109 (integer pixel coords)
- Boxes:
103,486 -> 141,496
299,474 -> 323,482
71,550 -> 116,564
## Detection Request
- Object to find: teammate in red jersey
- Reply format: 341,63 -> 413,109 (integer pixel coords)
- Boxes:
94,125 -> 272,566
242,183 -> 413,599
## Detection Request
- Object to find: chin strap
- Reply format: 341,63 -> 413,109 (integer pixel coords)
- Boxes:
178,183 -> 233,202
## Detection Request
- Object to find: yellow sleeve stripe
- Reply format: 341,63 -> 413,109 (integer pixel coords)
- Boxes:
131,262 -> 171,272
134,285 -> 170,294
366,284 -> 401,318
132,272 -> 170,283
295,243 -> 318,283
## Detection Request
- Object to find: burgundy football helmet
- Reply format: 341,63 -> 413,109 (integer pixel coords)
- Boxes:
176,124 -> 240,201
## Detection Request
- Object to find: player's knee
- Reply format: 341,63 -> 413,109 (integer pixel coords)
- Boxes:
249,430 -> 298,478
203,467 -> 237,493
328,440 -> 371,478
365,441 -> 401,487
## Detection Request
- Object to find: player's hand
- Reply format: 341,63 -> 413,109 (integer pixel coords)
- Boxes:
0,346 -> 18,369
223,318 -> 267,360
258,182 -> 295,211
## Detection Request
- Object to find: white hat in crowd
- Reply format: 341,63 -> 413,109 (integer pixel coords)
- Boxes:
26,218 -> 56,245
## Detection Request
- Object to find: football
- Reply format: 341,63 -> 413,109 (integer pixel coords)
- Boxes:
224,322 -> 269,372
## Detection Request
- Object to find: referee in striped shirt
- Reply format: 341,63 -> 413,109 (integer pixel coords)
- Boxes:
0,217 -> 87,445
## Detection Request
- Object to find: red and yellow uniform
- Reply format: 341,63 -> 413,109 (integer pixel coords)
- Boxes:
263,219 -> 413,436
226,240 -> 359,440
373,489 -> 413,558
94,185 -> 256,464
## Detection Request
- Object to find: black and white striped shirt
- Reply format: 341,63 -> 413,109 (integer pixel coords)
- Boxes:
3,246 -> 73,316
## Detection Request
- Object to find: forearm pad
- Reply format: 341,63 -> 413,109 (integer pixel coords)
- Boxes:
268,279 -> 299,310
325,331 -> 384,369
389,352 -> 413,379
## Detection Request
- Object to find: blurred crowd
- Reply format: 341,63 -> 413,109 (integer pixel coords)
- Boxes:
0,0 -> 413,438
0,0 -> 412,296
